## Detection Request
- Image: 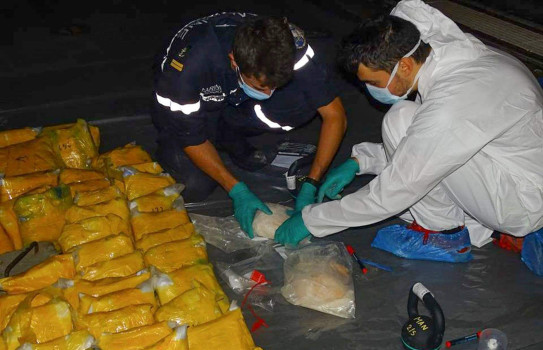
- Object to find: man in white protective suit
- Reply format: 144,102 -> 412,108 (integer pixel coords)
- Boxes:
274,0 -> 543,273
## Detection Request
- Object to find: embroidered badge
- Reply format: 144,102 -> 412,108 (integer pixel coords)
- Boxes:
289,23 -> 306,49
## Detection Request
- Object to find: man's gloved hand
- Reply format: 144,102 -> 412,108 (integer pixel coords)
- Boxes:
229,182 -> 272,238
288,181 -> 317,215
317,158 -> 359,202
274,211 -> 311,246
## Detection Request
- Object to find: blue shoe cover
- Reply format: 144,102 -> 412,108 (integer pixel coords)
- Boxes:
521,228 -> 543,276
371,224 -> 473,263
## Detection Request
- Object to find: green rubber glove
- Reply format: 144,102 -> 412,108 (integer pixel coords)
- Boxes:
317,158 -> 359,202
229,182 -> 272,238
288,181 -> 317,215
274,211 -> 311,246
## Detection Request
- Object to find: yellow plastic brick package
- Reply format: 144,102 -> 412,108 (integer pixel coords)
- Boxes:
17,330 -> 95,350
79,251 -> 145,281
0,225 -> 14,254
0,254 -> 75,294
72,234 -> 134,271
121,167 -> 176,201
98,322 -> 172,350
0,200 -> 22,250
129,183 -> 184,213
78,279 -> 156,314
14,185 -> 72,245
187,308 -> 263,350
77,304 -> 155,339
0,294 -> 27,332
154,281 -> 223,326
58,213 -> 130,253
0,137 -> 61,177
41,122 -> 100,150
143,235 -> 207,273
142,325 -> 188,350
131,203 -> 189,241
65,197 -> 130,224
59,168 -> 106,185
135,223 -> 194,253
73,186 -> 121,207
0,171 -> 58,202
68,178 -> 111,198
0,127 -> 40,148
41,119 -> 98,169
129,162 -> 163,174
92,143 -> 152,173
153,264 -> 228,308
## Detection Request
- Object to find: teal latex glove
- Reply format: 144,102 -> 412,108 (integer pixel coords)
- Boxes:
229,182 -> 272,238
317,158 -> 359,202
274,211 -> 311,246
288,181 -> 317,215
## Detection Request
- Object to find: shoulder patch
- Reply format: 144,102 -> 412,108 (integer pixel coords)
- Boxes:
289,23 -> 306,49
170,59 -> 184,72
177,45 -> 191,59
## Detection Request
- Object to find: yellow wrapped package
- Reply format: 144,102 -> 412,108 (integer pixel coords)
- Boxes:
129,184 -> 184,213
59,270 -> 151,311
0,225 -> 14,254
58,213 -> 130,253
129,162 -> 164,174
142,326 -> 187,350
78,281 -> 156,314
41,119 -> 98,169
79,251 -> 145,281
0,201 -> 22,250
0,127 -> 40,148
0,137 -> 61,177
131,207 -> 190,241
0,172 -> 58,202
42,122 -> 100,150
77,304 -> 155,339
153,264 -> 228,307
122,168 -> 175,201
98,322 -> 172,350
0,254 -> 75,294
30,299 -> 74,343
17,330 -> 95,350
59,169 -> 105,185
0,294 -> 27,332
92,143 -> 152,170
3,296 -> 34,350
73,186 -> 121,207
14,185 -> 72,245
68,178 -> 110,198
154,282 -> 223,326
65,198 -> 129,224
135,223 -> 194,252
187,308 -> 263,350
73,234 -> 134,271
143,235 -> 207,273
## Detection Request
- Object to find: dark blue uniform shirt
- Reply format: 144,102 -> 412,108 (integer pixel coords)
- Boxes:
152,12 -> 338,148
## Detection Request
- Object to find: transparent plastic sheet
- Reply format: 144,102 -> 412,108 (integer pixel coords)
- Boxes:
14,185 -> 73,246
98,322 -> 172,350
72,233 -> 134,271
281,241 -> 356,319
135,223 -> 194,252
129,184 -> 185,213
189,214 -> 264,253
0,254 -> 75,294
121,167 -> 176,201
58,213 -> 130,253
130,200 -> 189,241
371,225 -> 474,263
78,279 -> 156,314
143,235 -> 208,273
142,325 -> 188,350
79,251 -> 145,281
0,127 -> 40,148
18,330 -> 95,350
215,242 -> 284,312
0,171 -> 59,202
73,185 -> 122,207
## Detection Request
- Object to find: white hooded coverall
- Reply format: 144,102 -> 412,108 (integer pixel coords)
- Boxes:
302,0 -> 543,247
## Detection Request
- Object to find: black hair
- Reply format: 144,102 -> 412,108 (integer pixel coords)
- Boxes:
233,17 -> 295,88
338,15 -> 431,75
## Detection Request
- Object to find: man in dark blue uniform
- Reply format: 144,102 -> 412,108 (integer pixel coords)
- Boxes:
152,12 -> 347,238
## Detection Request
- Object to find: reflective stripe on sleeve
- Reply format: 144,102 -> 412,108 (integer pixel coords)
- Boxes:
254,105 -> 293,131
293,45 -> 315,70
156,93 -> 201,115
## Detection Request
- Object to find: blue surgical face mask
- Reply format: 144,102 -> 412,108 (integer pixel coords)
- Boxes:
366,39 -> 425,105
236,67 -> 275,100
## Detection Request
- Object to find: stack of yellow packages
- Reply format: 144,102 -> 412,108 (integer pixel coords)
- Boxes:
0,120 -> 263,350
